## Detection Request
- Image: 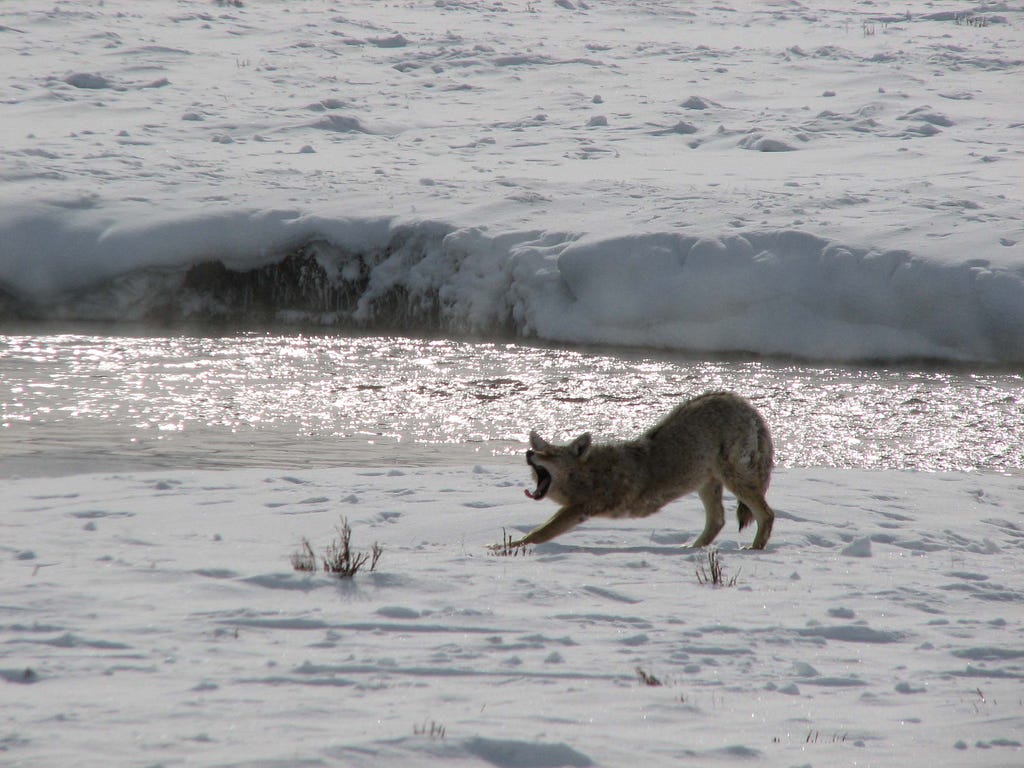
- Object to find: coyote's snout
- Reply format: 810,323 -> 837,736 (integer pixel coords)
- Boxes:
507,391 -> 775,550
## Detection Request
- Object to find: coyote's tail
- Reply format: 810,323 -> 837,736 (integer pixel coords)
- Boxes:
737,502 -> 753,531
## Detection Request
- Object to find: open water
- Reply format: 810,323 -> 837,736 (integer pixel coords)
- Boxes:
1,328 -> 1021,477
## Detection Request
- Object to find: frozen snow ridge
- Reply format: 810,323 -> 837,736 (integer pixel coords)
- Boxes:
2,210 -> 1022,364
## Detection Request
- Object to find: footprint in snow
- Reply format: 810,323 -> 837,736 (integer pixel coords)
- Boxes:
67,510 -> 134,519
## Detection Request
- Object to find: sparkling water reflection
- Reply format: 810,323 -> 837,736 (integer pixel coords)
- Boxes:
1,330 -> 1021,476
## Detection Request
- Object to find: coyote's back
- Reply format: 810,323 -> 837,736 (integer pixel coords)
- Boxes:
508,391 -> 776,550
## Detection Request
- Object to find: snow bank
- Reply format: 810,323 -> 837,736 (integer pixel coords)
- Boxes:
2,205 -> 1022,363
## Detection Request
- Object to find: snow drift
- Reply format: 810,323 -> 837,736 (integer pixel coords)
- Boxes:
2,206 -> 1022,364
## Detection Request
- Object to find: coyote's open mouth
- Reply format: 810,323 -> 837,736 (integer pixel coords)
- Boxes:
524,450 -> 551,500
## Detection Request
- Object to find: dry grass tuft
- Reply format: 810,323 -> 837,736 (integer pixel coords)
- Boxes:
291,518 -> 381,578
695,549 -> 739,587
290,538 -> 317,572
635,667 -> 664,687
414,719 -> 446,740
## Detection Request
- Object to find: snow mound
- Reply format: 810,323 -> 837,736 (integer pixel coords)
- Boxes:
2,208 -> 1022,364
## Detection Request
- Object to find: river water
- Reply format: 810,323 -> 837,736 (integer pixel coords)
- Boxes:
1,328 -> 1021,477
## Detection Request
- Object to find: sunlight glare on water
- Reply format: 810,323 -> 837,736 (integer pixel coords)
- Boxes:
1,330 -> 1021,476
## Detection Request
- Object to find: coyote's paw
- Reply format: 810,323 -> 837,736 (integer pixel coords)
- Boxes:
487,533 -> 532,556
487,539 -> 525,551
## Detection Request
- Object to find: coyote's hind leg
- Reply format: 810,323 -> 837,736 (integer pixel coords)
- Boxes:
727,480 -> 774,550
691,480 -> 726,547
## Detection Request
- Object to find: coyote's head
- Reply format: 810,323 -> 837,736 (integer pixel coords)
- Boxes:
524,430 -> 591,504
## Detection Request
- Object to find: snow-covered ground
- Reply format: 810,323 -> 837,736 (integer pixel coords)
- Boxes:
3,3 -> 1024,766
1,0 -> 1023,361
4,464 -> 1024,767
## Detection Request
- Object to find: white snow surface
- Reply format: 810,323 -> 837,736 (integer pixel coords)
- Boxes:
5,5 -> 1024,765
4,464 -> 1024,766
2,0 -> 1024,362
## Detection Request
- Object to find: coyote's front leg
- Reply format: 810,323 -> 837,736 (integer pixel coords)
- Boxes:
504,505 -> 589,548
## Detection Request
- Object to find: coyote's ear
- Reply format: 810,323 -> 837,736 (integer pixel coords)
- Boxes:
529,431 -> 550,451
570,432 -> 592,458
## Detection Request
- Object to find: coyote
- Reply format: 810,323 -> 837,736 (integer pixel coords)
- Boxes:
509,391 -> 775,549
